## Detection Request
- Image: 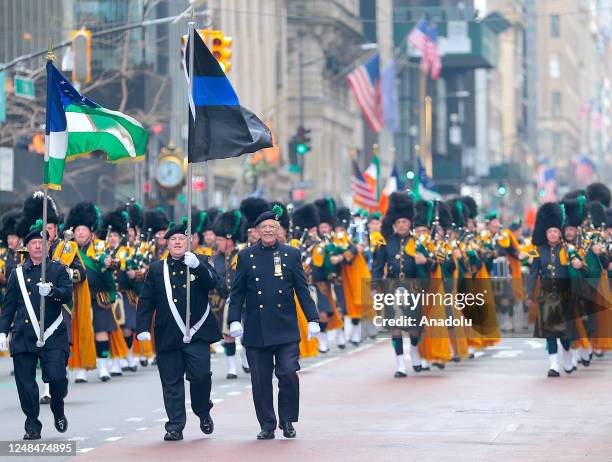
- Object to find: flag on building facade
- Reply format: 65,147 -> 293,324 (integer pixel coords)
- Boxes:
347,53 -> 384,132
408,17 -> 428,51
44,60 -> 148,190
379,165 -> 403,214
414,157 -> 440,200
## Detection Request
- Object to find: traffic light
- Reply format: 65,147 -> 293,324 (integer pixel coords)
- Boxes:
288,135 -> 301,172
497,183 -> 507,197
181,30 -> 232,74
295,126 -> 311,155
72,29 -> 91,83
210,32 -> 232,73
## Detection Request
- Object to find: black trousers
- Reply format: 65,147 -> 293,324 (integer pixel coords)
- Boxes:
155,340 -> 213,433
246,341 -> 300,431
13,349 -> 68,433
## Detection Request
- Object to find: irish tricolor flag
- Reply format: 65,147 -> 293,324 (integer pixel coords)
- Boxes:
45,60 -> 148,190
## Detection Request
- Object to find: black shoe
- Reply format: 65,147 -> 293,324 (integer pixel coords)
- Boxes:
421,365 -> 430,371
351,341 -> 360,347
256,429 -> 275,440
337,344 -> 346,349
152,358 -> 157,366
413,365 -> 422,372
581,359 -> 590,367
75,378 -> 87,384
564,368 -> 574,374
242,366 -> 250,374
318,348 -> 329,354
164,431 -> 183,441
432,362 -> 445,370
39,395 -> 51,405
547,369 -> 560,377
140,359 -> 149,367
394,370 -> 407,378
594,351 -> 604,358
200,415 -> 214,435
100,375 -> 111,382
128,366 -> 138,372
226,373 -> 238,379
23,431 -> 41,440
451,356 -> 461,363
121,366 -> 130,371
54,415 -> 68,433
279,422 -> 296,438
469,353 -> 475,359
110,371 -> 123,377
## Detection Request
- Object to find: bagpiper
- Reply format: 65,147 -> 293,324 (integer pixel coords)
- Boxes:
526,202 -> 580,377
210,209 -> 248,378
65,202 -> 127,382
372,192 -> 431,377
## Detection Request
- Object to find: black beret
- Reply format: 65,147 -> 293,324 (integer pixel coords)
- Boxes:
254,211 -> 276,227
164,223 -> 188,240
24,227 -> 50,246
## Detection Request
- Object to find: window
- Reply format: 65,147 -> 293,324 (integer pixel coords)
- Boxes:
551,132 -> 561,156
551,15 -> 560,37
551,91 -> 562,117
549,54 -> 561,79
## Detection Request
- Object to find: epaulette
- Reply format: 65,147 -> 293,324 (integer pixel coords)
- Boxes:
405,238 -> 416,257
369,231 -> 386,248
497,230 -> 511,248
312,243 -> 325,267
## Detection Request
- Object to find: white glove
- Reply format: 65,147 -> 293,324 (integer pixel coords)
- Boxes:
0,333 -> 7,352
136,332 -> 151,341
307,321 -> 321,340
37,282 -> 52,297
229,321 -> 243,338
184,251 -> 200,269
66,268 -> 74,279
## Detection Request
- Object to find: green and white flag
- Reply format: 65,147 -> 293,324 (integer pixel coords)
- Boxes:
45,60 -> 148,190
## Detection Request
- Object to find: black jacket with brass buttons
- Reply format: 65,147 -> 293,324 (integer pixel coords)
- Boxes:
136,255 -> 222,352
0,257 -> 72,355
228,241 -> 319,347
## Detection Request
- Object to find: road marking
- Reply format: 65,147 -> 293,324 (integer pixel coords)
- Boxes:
152,408 -> 163,413
474,352 -> 485,358
98,427 -> 115,431
68,436 -> 89,441
301,356 -> 340,371
525,340 -> 544,349
506,423 -> 519,432
135,427 -> 148,431
77,448 -> 95,453
156,417 -> 169,422
486,345 -> 512,350
491,350 -> 523,358
220,384 -> 231,389
125,417 -> 144,422
105,436 -> 123,442
347,343 -> 374,355
244,384 -> 252,389
212,398 -> 224,404
226,391 -> 241,396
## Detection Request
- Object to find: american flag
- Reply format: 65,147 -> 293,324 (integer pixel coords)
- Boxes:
537,164 -> 557,203
351,159 -> 379,210
574,155 -> 596,186
408,18 -> 428,51
347,53 -> 384,132
425,24 -> 442,80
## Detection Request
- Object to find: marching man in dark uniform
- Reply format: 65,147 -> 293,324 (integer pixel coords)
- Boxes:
136,221 -> 221,442
228,205 -> 320,440
0,222 -> 72,440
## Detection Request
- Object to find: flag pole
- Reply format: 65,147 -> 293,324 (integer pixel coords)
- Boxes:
39,41 -> 55,348
184,8 -> 195,344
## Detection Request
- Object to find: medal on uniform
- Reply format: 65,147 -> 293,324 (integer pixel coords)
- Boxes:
273,251 -> 282,277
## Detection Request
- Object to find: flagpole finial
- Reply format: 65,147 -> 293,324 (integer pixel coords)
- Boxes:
47,40 -> 55,62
